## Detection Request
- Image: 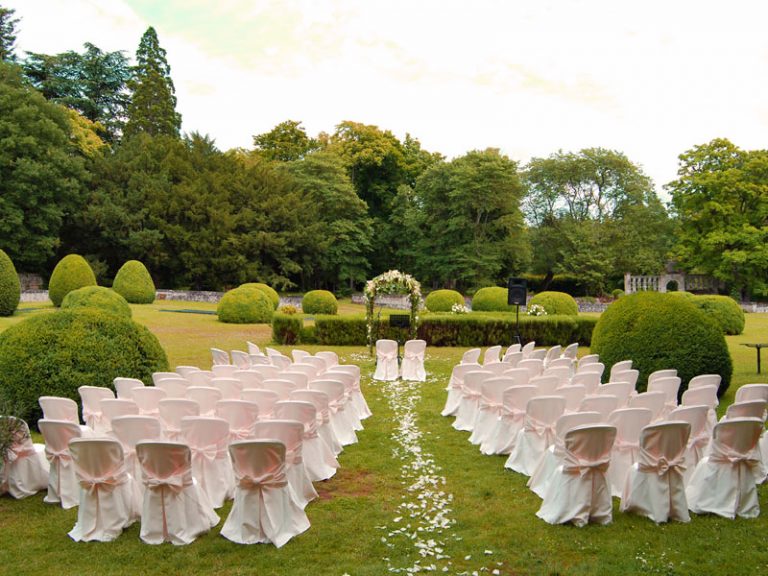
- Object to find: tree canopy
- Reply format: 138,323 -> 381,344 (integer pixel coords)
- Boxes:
0,5 -> 18,62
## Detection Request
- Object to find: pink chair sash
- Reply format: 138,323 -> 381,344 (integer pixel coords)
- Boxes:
78,470 -> 128,494
144,471 -> 193,494
563,453 -> 611,477
5,444 -> 35,464
638,455 -> 686,476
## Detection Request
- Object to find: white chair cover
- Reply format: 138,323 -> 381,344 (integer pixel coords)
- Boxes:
247,341 -> 261,355
111,415 -> 163,487
291,349 -> 311,363
131,387 -> 167,417
724,400 -> 767,422
186,371 -> 214,387
688,374 -> 722,390
453,370 -> 493,432
555,385 -> 586,414
530,375 -> 561,395
611,369 -> 639,389
667,405 -> 710,484
461,348 -> 481,364
607,408 -> 653,497
211,364 -> 238,378
327,364 -> 372,420
39,397 -> 89,435
38,419 -> 82,509
482,345 -> 502,365
578,395 -> 619,422
270,354 -> 293,370
241,389 -> 280,419
175,365 -> 200,378
521,341 -> 536,358
505,395 -> 566,476
262,379 -> 300,401
185,387 -> 223,417
620,421 -> 691,523
221,441 -> 310,547
501,367 -> 532,386
686,418 -> 763,519
232,369 -> 265,389
78,386 -> 115,433
254,420 -> 318,509
441,363 -> 481,417
67,438 -> 141,541
154,378 -> 189,399
280,371 -> 309,390
230,350 -> 252,369
527,411 -> 601,498
576,354 -> 599,369
136,442 -> 219,545
628,391 -> 667,422
151,372 -> 180,385
309,380 -> 357,446
735,383 -> 768,403
210,377 -> 244,400
316,350 -> 339,369
536,424 -> 617,527
546,357 -> 573,371
543,345 -> 562,368
215,400 -> 259,442
469,377 -> 515,447
562,343 -> 579,360
113,377 -> 145,399
100,399 -> 139,433
576,362 -> 605,381
481,385 -> 538,455
290,389 -> 343,457
322,370 -> 363,431
502,351 -> 523,367
158,398 -> 200,441
181,417 -> 234,508
647,376 -> 681,415
517,359 -> 544,378
211,347 -> 230,366
274,401 -> 338,481
598,382 -> 633,409
527,349 -> 547,361
247,365 -> 281,381
373,339 -> 399,381
571,372 -> 600,395
681,384 -> 719,433
608,360 -> 633,382
401,339 -> 427,382
648,369 -> 677,384
0,416 -> 48,499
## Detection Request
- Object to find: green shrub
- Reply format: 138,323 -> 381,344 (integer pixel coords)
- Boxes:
521,273 -> 589,297
472,287 -> 514,312
241,282 -> 280,310
112,260 -> 156,304
61,286 -> 132,318
48,254 -> 97,307
591,292 -> 732,396
690,295 -> 745,335
0,308 -> 168,422
611,289 -> 624,299
217,286 -> 273,324
425,289 -> 465,312
279,304 -> 299,315
529,291 -> 579,316
0,249 -> 20,317
302,290 -> 338,315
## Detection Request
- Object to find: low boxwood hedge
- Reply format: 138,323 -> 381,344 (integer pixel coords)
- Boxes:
472,287 -> 515,312
272,312 -> 596,347
425,289 -> 464,312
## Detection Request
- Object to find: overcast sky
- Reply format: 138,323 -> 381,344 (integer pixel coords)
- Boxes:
7,0 -> 768,195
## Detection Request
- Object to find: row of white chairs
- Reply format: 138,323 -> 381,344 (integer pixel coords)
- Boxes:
372,339 -> 427,381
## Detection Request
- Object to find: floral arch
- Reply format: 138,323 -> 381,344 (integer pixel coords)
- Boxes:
364,270 -> 421,353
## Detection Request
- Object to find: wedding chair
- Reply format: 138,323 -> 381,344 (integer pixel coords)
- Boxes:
210,348 -> 230,366
628,391 -> 667,422
648,369 -> 677,385
401,339 -> 427,382
606,407 -> 653,497
111,415 -> 163,486
608,360 -> 633,382
735,384 -> 768,403
181,417 -> 234,508
291,349 -> 311,363
38,419 -> 82,509
290,389 -> 343,456
221,441 -> 310,546
261,379 -> 299,401
505,343 -> 522,356
681,385 -> 718,432
247,365 -> 281,381
576,354 -> 599,369
501,351 -> 523,367
186,371 -> 214,387
373,339 -> 399,381
517,359 -> 544,379
543,345 -> 562,368
686,418 -> 763,519
131,387 -> 167,417
215,400 -> 259,442
175,366 -> 201,378
0,416 -> 48,499
67,438 -> 141,541
578,395 -> 619,421
469,376 -> 515,447
531,374 -> 562,395
247,341 -> 261,355
546,357 -> 574,371
319,370 -> 363,431
724,400 -> 767,422
501,367 -> 531,386
620,421 -> 691,523
453,370 -> 493,432
230,350 -> 252,369
158,398 -> 200,441
280,371 -> 309,390
316,350 -> 339,369
562,343 -> 579,360
460,348 -> 481,364
555,385 -> 586,414
113,377 -> 145,399
481,385 -> 538,455
185,387 -> 223,417
688,374 -> 722,390
527,349 -> 547,362
326,364 -> 371,420
610,369 -> 639,389
136,441 -> 219,544
442,363 -> 480,418
521,341 -> 536,358
505,395 -> 566,476
270,354 -> 293,370
151,371 -> 180,385
210,377 -> 243,400
536,424 -> 617,526
309,380 -> 357,446
667,405 -> 710,484
211,364 -> 237,378
571,372 -> 600,395
647,376 -> 682,415
576,362 -> 605,381
541,364 -> 570,387
99,399 -> 139,433
241,389 -> 280,419
598,381 -> 633,409
78,386 -> 115,433
274,401 -> 338,481
154,377 -> 189,399
39,396 -> 89,434
482,345 -> 502,365
232,369 -> 264,389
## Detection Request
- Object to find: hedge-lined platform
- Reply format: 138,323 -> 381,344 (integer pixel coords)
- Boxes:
273,312 -> 597,347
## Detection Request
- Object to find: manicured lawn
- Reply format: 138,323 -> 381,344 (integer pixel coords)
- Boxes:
0,302 -> 767,575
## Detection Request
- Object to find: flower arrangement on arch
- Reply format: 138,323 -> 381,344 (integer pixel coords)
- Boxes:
364,270 -> 422,353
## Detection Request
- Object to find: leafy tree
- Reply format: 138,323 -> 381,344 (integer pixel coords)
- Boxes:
0,62 -> 86,273
23,43 -> 132,142
412,149 -> 529,289
124,27 -> 181,138
0,5 -> 18,62
667,138 -> 768,299
253,120 -> 319,162
283,151 -> 373,290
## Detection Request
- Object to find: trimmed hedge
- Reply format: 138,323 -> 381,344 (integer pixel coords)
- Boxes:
425,289 -> 464,312
528,291 -> 579,316
48,254 -> 97,307
241,282 -> 280,310
272,312 -> 597,347
0,308 -> 168,423
218,286 -> 273,324
302,290 -> 338,315
61,286 -> 132,318
690,295 -> 745,335
0,249 -> 20,316
591,292 -> 732,397
112,260 -> 156,304
472,287 -> 514,312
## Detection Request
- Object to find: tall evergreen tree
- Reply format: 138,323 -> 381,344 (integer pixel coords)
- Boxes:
124,27 -> 181,138
0,4 -> 19,62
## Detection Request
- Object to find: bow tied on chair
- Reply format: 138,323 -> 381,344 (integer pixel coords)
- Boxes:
303,421 -> 319,440
563,454 -> 611,478
144,471 -> 192,494
230,427 -> 254,442
45,447 -> 72,465
638,455 -> 686,476
78,471 -> 127,495
5,444 -> 35,464
285,448 -> 303,466
238,471 -> 288,491
191,445 -> 222,463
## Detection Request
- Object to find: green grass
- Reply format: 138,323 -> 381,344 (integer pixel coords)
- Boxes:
0,303 -> 767,575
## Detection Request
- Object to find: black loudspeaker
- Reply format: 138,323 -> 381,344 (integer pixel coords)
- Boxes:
507,278 -> 527,306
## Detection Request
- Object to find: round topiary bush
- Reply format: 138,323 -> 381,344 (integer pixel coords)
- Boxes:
0,308 -> 169,422
112,260 -> 156,304
471,287 -> 514,312
61,286 -> 132,318
302,290 -> 338,315
528,291 -> 579,316
425,289 -> 464,312
690,295 -> 745,335
48,254 -> 97,307
0,249 -> 20,317
591,292 -> 732,397
217,286 -> 274,323
611,289 -> 624,300
241,282 -> 280,310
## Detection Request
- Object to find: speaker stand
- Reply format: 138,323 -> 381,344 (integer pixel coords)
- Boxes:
514,304 -> 522,345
